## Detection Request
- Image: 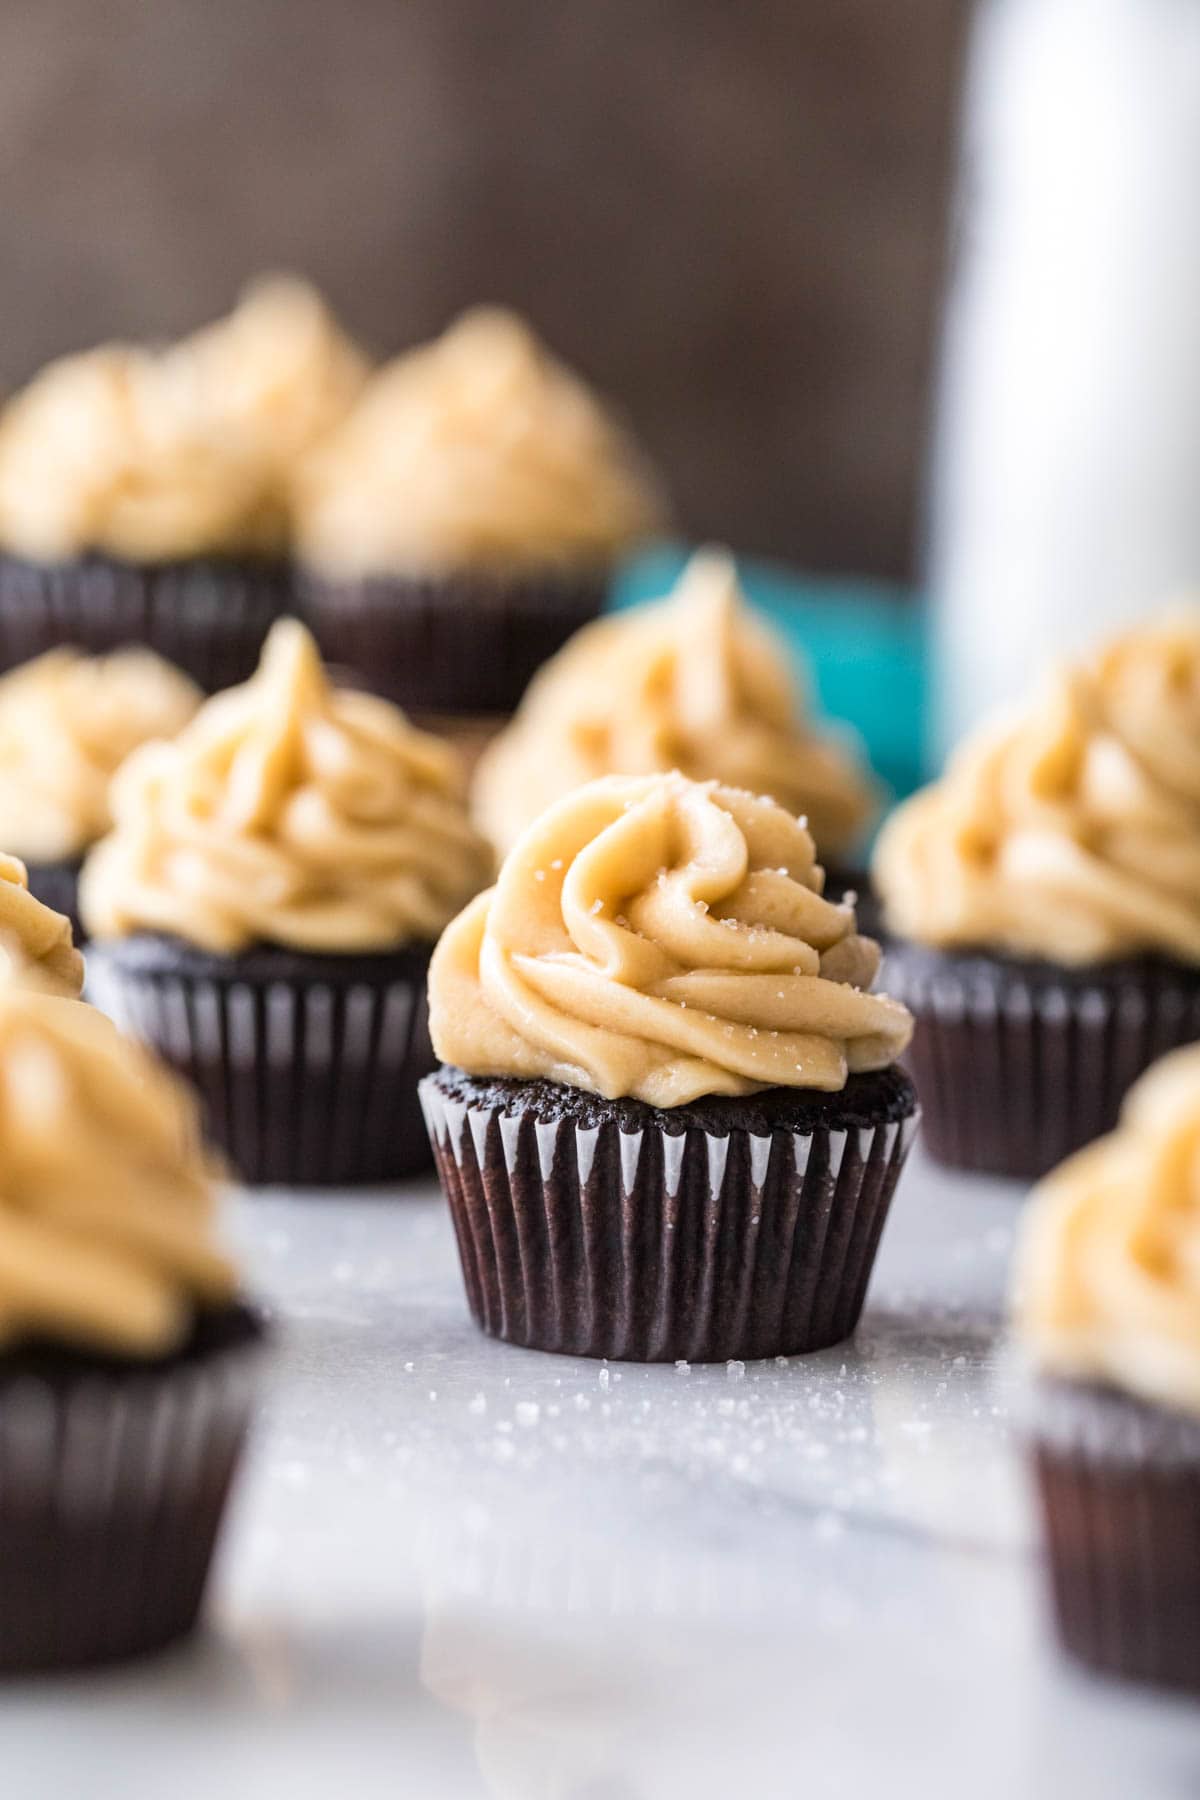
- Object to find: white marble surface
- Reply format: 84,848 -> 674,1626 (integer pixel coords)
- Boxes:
4,1149 -> 1199,1798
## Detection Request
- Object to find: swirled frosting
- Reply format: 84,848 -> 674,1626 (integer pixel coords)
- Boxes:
81,619 -> 491,954
0,983 -> 235,1355
474,549 -> 878,859
0,648 -> 200,861
0,854 -> 83,998
0,277 -> 367,563
874,612 -> 1200,964
430,772 -> 911,1105
293,307 -> 668,578
1016,1044 -> 1200,1416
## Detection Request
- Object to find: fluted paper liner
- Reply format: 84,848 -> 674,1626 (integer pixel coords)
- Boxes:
420,1076 -> 919,1362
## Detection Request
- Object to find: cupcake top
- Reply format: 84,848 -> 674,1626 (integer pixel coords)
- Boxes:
473,549 -> 879,860
293,307 -> 668,579
0,854 -> 84,998
1016,1044 -> 1200,1417
874,611 -> 1200,964
429,772 -> 912,1106
0,647 -> 200,862
0,980 -> 235,1356
0,277 -> 367,564
81,619 -> 491,954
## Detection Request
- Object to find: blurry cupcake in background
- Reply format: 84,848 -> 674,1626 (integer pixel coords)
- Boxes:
294,307 -> 668,729
0,969 -> 264,1671
0,647 -> 199,936
474,547 -> 879,890
82,618 -> 490,1186
0,851 -> 84,998
873,611 -> 1200,1178
0,277 -> 368,690
421,770 -> 917,1363
1013,1045 -> 1200,1694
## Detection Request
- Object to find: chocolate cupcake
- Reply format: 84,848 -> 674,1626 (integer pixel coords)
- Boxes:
421,772 -> 917,1362
0,974 -> 265,1672
0,646 -> 199,938
1013,1045 -> 1200,1693
81,618 -> 490,1186
874,611 -> 1200,1178
0,278 -> 368,689
293,307 -> 668,725
0,850 -> 85,999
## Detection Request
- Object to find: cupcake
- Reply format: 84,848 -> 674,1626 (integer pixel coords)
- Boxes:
420,771 -> 917,1362
81,618 -> 491,1185
0,646 -> 199,936
0,277 -> 368,689
873,611 -> 1200,1178
0,972 -> 264,1671
1014,1045 -> 1200,1693
294,307 -> 668,725
0,851 -> 85,998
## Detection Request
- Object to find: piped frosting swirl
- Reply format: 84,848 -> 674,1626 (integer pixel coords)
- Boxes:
81,620 -> 491,954
0,854 -> 83,998
430,772 -> 911,1106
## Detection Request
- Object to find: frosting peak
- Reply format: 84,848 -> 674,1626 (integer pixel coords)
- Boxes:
1016,1044 -> 1200,1417
474,549 -> 878,858
0,854 -> 84,998
874,610 -> 1200,964
293,307 -> 668,577
81,619 -> 491,954
430,773 -> 911,1106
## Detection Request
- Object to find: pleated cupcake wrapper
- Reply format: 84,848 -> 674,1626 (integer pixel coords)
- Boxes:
302,570 -> 605,715
1021,1379 -> 1200,1695
0,553 -> 289,691
89,949 -> 435,1186
0,1333 -> 262,1673
883,952 -> 1200,1180
420,1079 -> 920,1362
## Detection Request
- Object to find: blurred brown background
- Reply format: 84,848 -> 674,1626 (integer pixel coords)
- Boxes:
0,0 -> 965,580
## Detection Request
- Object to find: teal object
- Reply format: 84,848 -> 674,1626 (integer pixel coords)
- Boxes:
611,545 -> 927,806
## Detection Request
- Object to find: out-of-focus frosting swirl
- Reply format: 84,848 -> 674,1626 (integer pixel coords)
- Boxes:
1016,1044 -> 1200,1417
293,307 -> 668,578
430,772 -> 911,1106
0,983 -> 235,1355
0,277 -> 367,563
81,619 -> 491,954
474,549 -> 878,859
0,648 -> 200,861
0,854 -> 83,998
874,612 -> 1200,964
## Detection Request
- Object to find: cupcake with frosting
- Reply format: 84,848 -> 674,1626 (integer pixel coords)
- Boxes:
0,277 -> 368,689
0,646 -> 199,935
474,547 -> 878,876
421,770 -> 917,1362
82,617 -> 490,1184
0,970 -> 264,1671
1014,1044 -> 1200,1692
0,851 -> 85,998
294,306 -> 668,721
873,610 -> 1200,1177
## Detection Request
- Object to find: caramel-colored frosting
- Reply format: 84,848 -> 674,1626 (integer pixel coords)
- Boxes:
430,773 -> 911,1105
0,983 -> 235,1355
0,648 -> 200,861
0,854 -> 84,998
874,612 -> 1200,964
0,277 -> 367,563
293,307 -> 668,578
1017,1044 -> 1200,1417
81,619 -> 491,954
474,549 -> 878,859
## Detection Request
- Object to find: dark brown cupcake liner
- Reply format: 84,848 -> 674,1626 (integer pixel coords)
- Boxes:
301,567 -> 607,715
0,552 -> 291,692
420,1067 -> 919,1362
1023,1375 -> 1200,1694
22,855 -> 84,944
87,934 -> 436,1186
0,1304 -> 265,1674
880,941 -> 1200,1179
